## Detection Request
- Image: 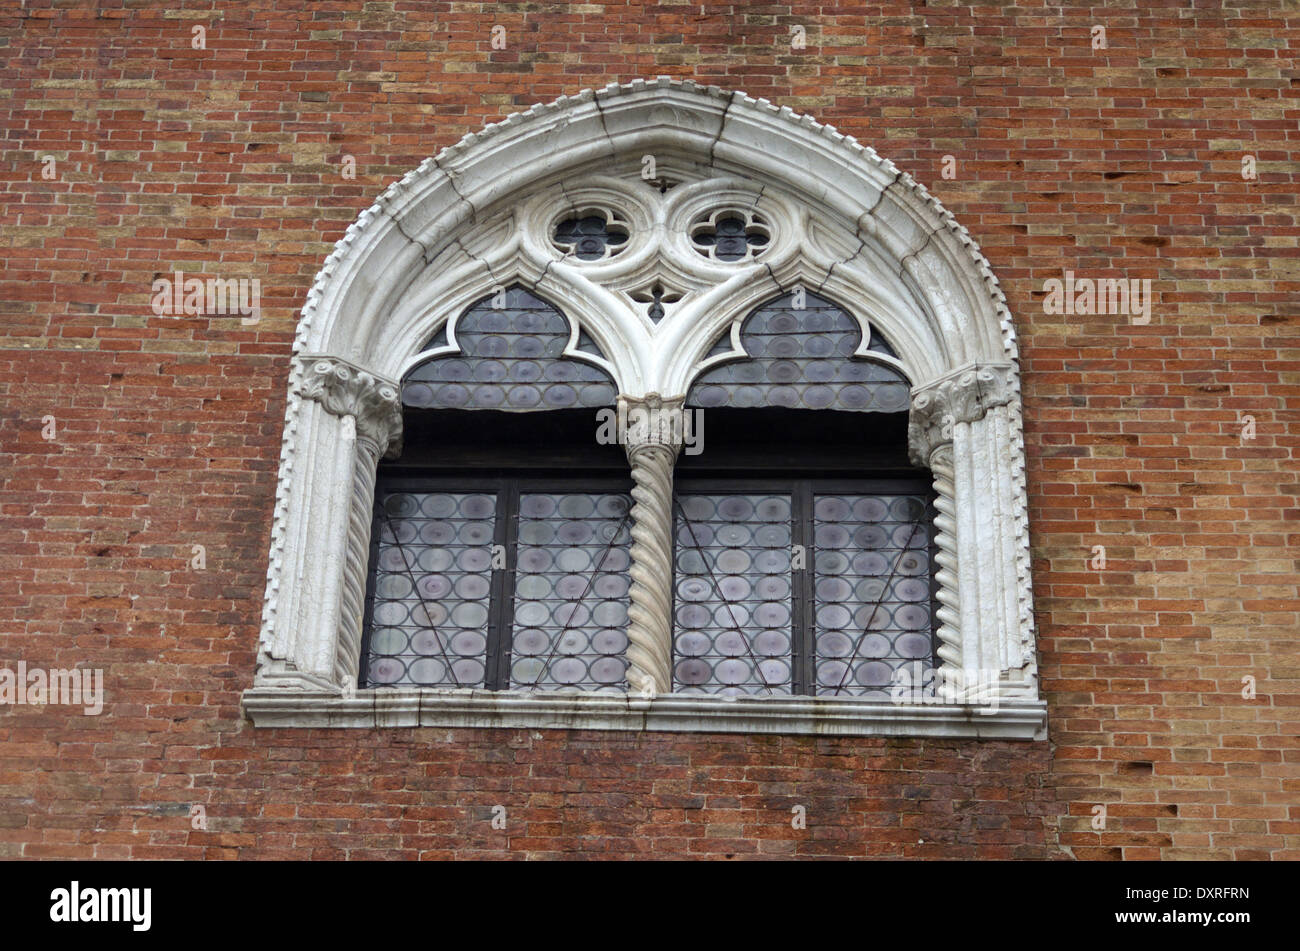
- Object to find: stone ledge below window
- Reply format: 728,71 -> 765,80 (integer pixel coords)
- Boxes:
241,687 -> 1047,740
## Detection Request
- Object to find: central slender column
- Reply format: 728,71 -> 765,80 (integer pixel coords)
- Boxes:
620,394 -> 684,696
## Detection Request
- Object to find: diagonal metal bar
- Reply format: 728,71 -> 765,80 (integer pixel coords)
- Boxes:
377,504 -> 466,689
831,515 -> 924,697
524,508 -> 633,690
674,498 -> 777,696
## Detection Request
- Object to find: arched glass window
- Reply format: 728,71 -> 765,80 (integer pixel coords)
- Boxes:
674,293 -> 935,698
247,81 -> 1044,739
401,287 -> 617,413
687,291 -> 909,413
360,287 -> 634,693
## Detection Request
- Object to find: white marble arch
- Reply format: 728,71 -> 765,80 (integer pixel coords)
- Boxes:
243,77 -> 1046,738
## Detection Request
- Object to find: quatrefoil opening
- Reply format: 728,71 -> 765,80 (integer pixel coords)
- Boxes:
690,210 -> 770,262
552,209 -> 630,261
629,281 -> 684,324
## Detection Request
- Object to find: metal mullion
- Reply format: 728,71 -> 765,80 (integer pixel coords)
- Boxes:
791,480 -> 814,696
485,481 -> 518,691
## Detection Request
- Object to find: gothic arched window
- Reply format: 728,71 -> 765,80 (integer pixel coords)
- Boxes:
246,81 -> 1045,740
361,287 -> 634,693
673,292 -> 931,698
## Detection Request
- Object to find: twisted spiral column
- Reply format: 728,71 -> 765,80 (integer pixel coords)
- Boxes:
621,395 -> 684,696
926,444 -> 962,670
298,357 -> 402,688
335,432 -> 384,686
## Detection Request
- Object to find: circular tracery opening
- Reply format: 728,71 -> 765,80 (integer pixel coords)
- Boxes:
552,210 -> 629,261
690,209 -> 770,262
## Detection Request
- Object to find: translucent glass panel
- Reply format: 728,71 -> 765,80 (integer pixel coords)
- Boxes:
366,491 -> 497,688
673,485 -> 936,698
691,214 -> 769,261
510,493 -> 633,690
687,291 -> 910,412
673,494 -> 795,695
553,215 -> 628,260
812,494 -> 933,697
403,286 -> 617,411
362,486 -> 633,692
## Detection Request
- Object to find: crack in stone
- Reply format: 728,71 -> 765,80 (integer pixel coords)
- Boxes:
557,177 -> 582,222
591,91 -> 617,161
867,169 -> 900,218
815,173 -> 898,293
881,173 -> 944,278
432,151 -> 478,221
816,229 -> 867,295
762,262 -> 785,296
899,229 -> 941,280
452,234 -> 502,287
388,210 -> 437,267
384,185 -> 499,290
530,254 -> 560,293
707,91 -> 737,169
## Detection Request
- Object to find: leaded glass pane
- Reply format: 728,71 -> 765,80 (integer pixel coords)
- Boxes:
672,484 -> 935,699
364,490 -> 497,688
553,215 -> 628,260
510,492 -> 634,690
403,287 -> 617,411
673,494 -> 794,696
692,215 -> 769,261
688,292 -> 910,412
813,494 -> 934,698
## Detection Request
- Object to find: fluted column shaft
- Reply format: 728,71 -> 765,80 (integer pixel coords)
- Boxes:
908,363 -> 1024,688
258,356 -> 402,688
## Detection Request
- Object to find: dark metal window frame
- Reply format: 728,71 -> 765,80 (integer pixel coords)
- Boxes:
673,475 -> 939,697
359,472 -> 634,691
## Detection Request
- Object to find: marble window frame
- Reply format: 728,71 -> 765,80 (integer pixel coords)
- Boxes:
241,79 -> 1047,740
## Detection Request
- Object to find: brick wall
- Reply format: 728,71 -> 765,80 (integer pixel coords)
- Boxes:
1,0 -> 1295,859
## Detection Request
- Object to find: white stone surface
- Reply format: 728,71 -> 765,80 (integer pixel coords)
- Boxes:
246,78 -> 1044,739
243,687 -> 1047,739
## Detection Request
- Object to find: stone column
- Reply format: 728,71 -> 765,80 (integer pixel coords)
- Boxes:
620,394 -> 684,696
257,356 -> 402,689
909,364 -> 1025,691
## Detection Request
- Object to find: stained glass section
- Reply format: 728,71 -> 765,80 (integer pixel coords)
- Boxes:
364,490 -> 497,688
673,494 -> 794,696
813,494 -> 934,697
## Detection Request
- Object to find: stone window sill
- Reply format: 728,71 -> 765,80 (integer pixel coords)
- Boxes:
241,687 -> 1047,739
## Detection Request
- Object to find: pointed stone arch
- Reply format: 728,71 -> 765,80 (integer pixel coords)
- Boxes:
246,78 -> 1044,739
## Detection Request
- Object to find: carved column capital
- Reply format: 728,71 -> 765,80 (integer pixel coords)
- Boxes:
300,356 -> 404,458
908,363 -> 1016,467
619,393 -> 688,461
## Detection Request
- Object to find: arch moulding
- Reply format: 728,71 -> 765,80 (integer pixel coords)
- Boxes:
242,77 -> 1046,739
